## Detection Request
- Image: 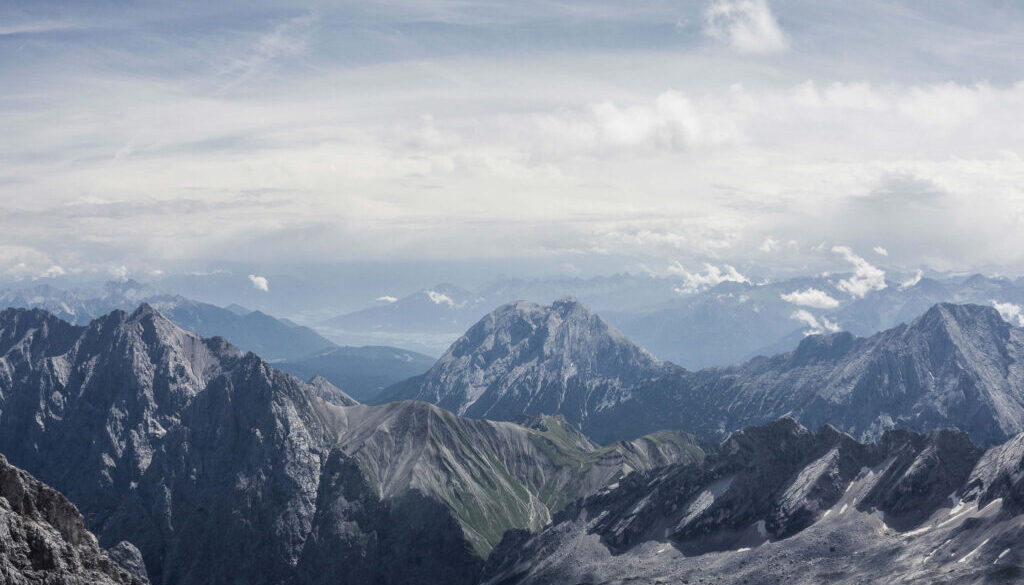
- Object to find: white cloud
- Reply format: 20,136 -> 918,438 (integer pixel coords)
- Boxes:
780,288 -> 840,309
425,290 -> 455,306
791,309 -> 841,335
759,236 -> 798,253
39,265 -> 66,278
832,246 -> 887,298
529,90 -> 742,157
376,295 -> 398,303
873,246 -> 888,256
248,274 -> 269,292
899,269 -> 923,290
704,0 -> 788,54
992,301 -> 1024,327
669,262 -> 750,294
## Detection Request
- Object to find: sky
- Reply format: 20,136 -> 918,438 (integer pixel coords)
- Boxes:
2,0 -> 1024,285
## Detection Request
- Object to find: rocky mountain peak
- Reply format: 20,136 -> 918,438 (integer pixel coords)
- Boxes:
382,298 -> 668,425
907,302 -> 1011,343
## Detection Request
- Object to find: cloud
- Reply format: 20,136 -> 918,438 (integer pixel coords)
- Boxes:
218,14 -> 318,91
39,265 -> 65,278
780,288 -> 840,309
248,274 -> 269,292
899,269 -> 923,290
4,4 -> 1024,276
528,90 -> 742,157
759,236 -> 798,253
992,301 -> 1024,327
873,246 -> 888,256
791,309 -> 841,335
376,295 -> 398,303
832,246 -> 887,298
425,290 -> 455,306
669,262 -> 750,294
704,0 -> 788,54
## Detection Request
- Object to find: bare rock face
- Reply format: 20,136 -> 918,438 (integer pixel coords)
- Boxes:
379,297 -> 674,426
603,301 -> 1024,446
0,454 -> 146,585
482,419 -> 1024,585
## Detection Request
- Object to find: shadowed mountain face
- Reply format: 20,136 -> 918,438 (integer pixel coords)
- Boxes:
379,298 -> 673,426
0,305 -> 701,585
482,418 -> 1024,585
387,300 -> 1024,447
0,454 -> 148,585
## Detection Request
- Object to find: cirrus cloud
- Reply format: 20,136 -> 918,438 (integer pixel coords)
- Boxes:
704,0 -> 788,54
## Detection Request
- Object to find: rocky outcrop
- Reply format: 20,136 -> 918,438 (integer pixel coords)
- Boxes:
0,454 -> 146,585
482,418 -> 1023,585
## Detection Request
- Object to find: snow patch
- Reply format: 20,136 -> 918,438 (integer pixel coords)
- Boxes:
957,538 -> 990,563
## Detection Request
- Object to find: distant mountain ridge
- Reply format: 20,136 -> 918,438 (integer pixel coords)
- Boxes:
318,272 -> 1024,368
387,299 -> 1024,446
0,280 -> 335,360
275,345 -> 434,402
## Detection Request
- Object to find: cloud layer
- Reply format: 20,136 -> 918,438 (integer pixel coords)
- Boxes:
1,1 -> 1024,280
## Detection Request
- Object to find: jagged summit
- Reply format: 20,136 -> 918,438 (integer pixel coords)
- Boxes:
379,297 -> 670,426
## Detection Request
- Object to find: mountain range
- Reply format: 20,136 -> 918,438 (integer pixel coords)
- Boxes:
0,281 -> 433,396
386,298 -> 1024,446
3,301 -> 1024,583
482,417 -> 1024,585
0,304 -> 701,584
317,272 -> 1024,368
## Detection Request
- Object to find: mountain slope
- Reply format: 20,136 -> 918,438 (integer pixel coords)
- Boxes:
0,305 -> 702,584
592,302 -> 1024,445
0,454 -> 147,585
482,418 -> 1024,585
378,298 -> 672,428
